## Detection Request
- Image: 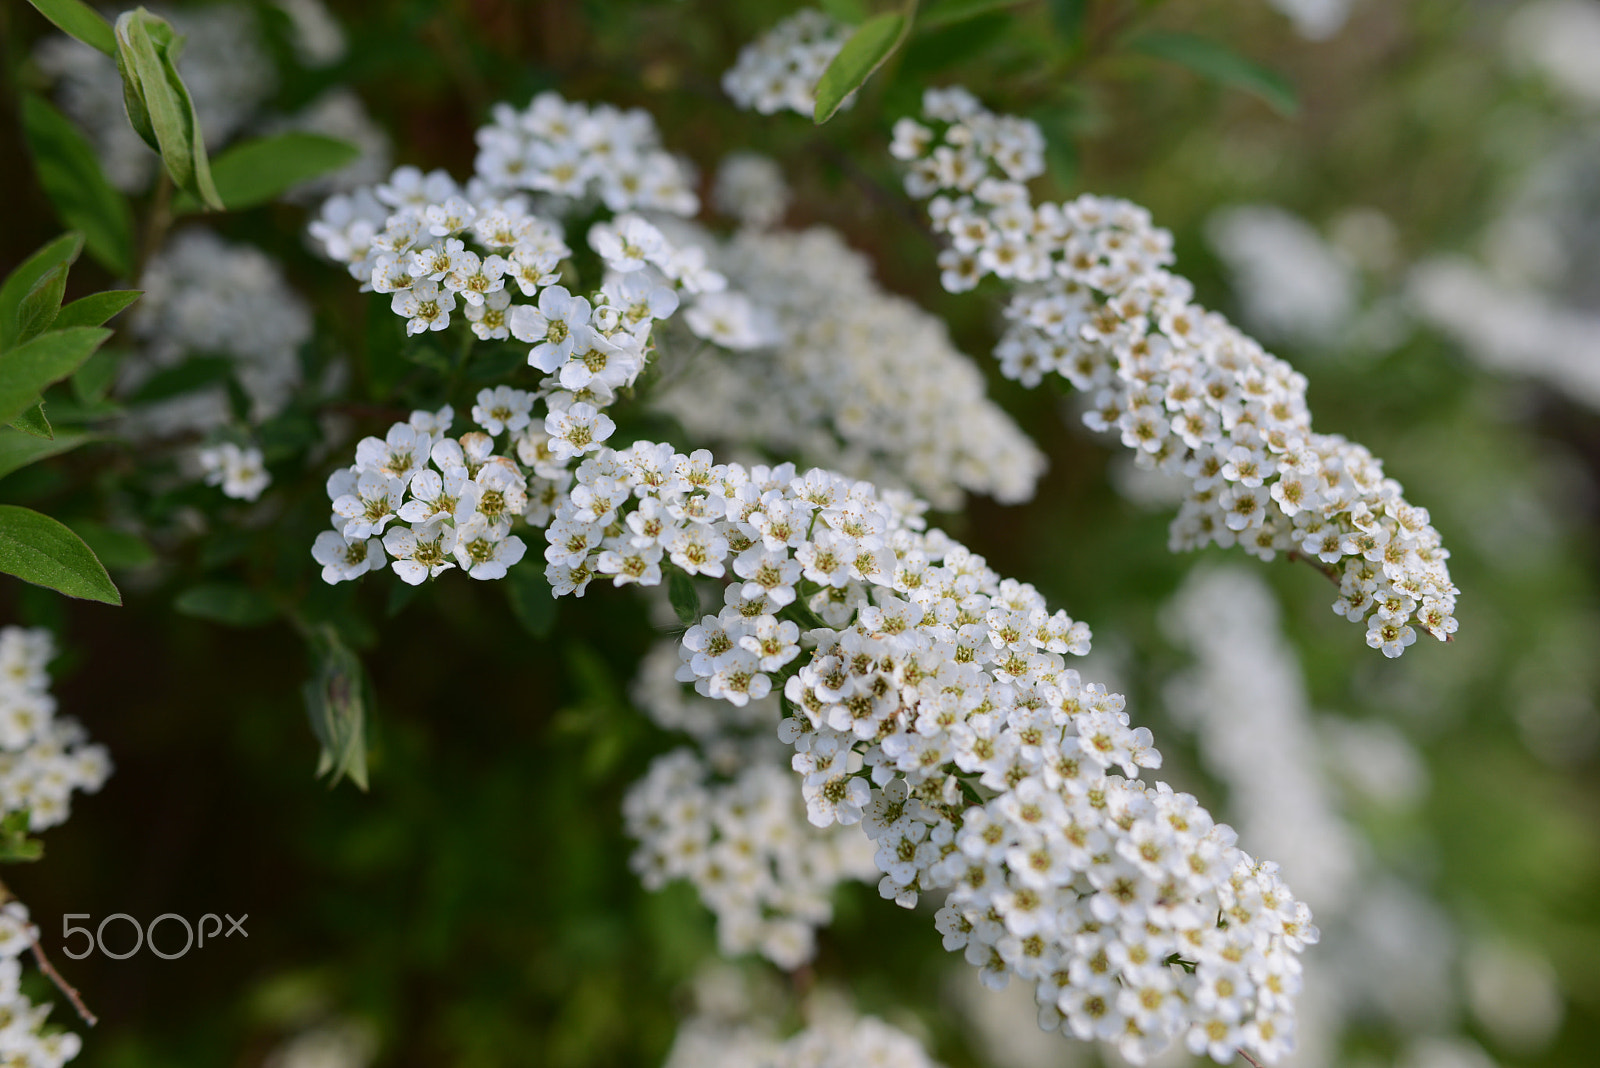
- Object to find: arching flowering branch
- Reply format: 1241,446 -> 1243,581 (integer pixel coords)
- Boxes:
885,87 -> 1459,658
541,441 -> 1317,1066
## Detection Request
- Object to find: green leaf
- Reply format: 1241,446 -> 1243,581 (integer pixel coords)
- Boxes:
0,427 -> 93,481
0,233 -> 82,352
302,624 -> 369,791
0,505 -> 120,605
14,265 -> 69,352
1047,0 -> 1088,44
506,562 -> 557,638
174,582 -> 277,626
920,0 -> 1028,28
64,519 -> 153,570
1128,31 -> 1300,117
173,133 -> 360,213
9,404 -> 52,440
0,810 -> 43,863
54,290 -> 140,330
814,12 -> 910,124
20,96 -> 135,276
668,569 -> 700,626
25,0 -> 116,56
70,347 -> 121,404
113,9 -> 225,210
0,327 -> 112,426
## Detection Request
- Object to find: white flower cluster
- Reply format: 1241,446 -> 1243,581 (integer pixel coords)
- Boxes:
1205,205 -> 1358,350
721,9 -> 850,117
891,87 -> 1459,657
544,442 -> 1315,1065
34,3 -> 276,193
624,748 -> 877,970
309,96 -> 741,587
313,399 -> 538,585
472,93 -> 698,215
651,224 -> 1046,510
1163,567 -> 1365,912
0,628 -> 111,833
197,443 -> 270,502
712,153 -> 791,230
664,1003 -> 941,1068
0,903 -> 84,1067
128,229 -> 310,434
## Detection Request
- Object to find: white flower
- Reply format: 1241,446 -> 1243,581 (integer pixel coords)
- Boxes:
544,401 -> 615,460
471,385 -> 534,436
198,443 -> 270,501
384,518 -> 457,584
332,469 -> 405,539
452,514 -> 527,580
312,528 -> 386,583
509,284 -> 592,371
390,278 -> 455,334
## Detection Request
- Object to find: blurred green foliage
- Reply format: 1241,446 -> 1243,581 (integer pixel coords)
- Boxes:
0,1 -> 1597,1066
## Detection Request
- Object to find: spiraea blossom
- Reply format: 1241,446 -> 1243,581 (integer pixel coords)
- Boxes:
539,442 -> 1317,1066
625,745 -> 877,970
650,221 -> 1045,509
664,1002 -> 942,1068
127,230 -> 310,435
888,87 -> 1458,657
625,640 -> 877,967
0,628 -> 111,832
721,9 -> 850,117
198,443 -> 271,502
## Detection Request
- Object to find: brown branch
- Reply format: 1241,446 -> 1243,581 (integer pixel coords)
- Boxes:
29,937 -> 96,1027
0,880 -> 97,1027
1236,1049 -> 1264,1068
1286,551 -> 1340,587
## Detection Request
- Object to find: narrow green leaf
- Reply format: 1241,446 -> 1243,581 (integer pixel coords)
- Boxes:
506,562 -> 557,638
9,404 -> 52,441
1047,0 -> 1088,43
174,582 -> 277,626
54,290 -> 140,330
173,133 -> 359,213
668,569 -> 700,626
63,519 -> 153,570
814,12 -> 909,124
25,0 -> 116,56
14,264 -> 69,350
1128,31 -> 1300,117
920,0 -> 1028,28
0,234 -> 83,352
114,9 -> 224,210
302,624 -> 369,791
0,505 -> 120,605
71,347 -> 121,404
21,96 -> 135,276
0,327 -> 111,426
0,428 -> 93,481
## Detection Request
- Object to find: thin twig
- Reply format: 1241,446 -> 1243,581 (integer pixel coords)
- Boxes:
1286,551 -> 1340,587
1236,1048 -> 1264,1068
29,937 -> 97,1027
0,880 -> 97,1027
